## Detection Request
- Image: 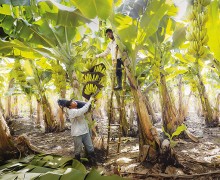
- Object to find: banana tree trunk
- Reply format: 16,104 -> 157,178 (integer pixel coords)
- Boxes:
28,96 -> 33,119
13,96 -> 18,117
213,93 -> 220,122
0,97 -> 5,119
70,71 -> 81,99
159,72 -> 178,135
115,92 -> 128,135
183,91 -> 192,120
144,94 -> 157,124
129,103 -> 135,129
124,65 -> 160,161
36,99 -> 41,126
41,94 -> 57,132
177,75 -> 185,124
0,111 -> 15,159
5,79 -> 14,120
196,69 -> 215,127
59,89 -> 66,131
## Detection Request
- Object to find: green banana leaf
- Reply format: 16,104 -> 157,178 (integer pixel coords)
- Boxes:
207,0 -> 220,62
0,0 -> 30,6
71,0 -> 113,19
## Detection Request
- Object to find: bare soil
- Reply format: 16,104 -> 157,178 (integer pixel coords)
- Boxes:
9,111 -> 220,180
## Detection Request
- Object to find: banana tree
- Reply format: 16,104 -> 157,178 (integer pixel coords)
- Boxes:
0,1 -> 90,99
104,0 -> 187,162
0,76 -> 5,118
207,0 -> 220,66
139,13 -> 190,135
77,0 -> 178,161
186,0 -> 218,127
0,1 -> 95,132
24,59 -> 58,132
0,61 -> 16,159
10,59 -> 36,118
0,110 -> 16,160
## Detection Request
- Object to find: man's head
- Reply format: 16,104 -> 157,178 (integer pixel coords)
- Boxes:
66,100 -> 77,109
105,28 -> 114,40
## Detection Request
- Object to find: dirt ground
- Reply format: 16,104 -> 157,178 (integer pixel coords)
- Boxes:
9,111 -> 220,180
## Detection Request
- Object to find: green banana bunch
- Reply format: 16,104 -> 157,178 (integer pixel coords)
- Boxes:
85,60 -> 96,71
198,0 -> 211,6
94,65 -> 105,73
84,83 -> 98,95
196,12 -> 208,26
187,0 -> 210,58
200,34 -> 209,45
197,46 -> 207,57
52,63 -> 66,92
188,8 -> 197,20
13,60 -> 27,85
186,32 -> 194,41
188,43 -> 197,54
83,74 -> 99,82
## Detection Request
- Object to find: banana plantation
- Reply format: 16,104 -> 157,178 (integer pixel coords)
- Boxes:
0,0 -> 220,179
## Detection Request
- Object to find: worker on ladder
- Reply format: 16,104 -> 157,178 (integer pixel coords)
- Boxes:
96,29 -> 123,90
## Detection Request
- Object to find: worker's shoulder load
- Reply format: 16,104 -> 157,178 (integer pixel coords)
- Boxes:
57,99 -> 68,108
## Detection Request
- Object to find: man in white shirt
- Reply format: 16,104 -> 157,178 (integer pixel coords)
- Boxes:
64,97 -> 96,165
96,29 -> 123,90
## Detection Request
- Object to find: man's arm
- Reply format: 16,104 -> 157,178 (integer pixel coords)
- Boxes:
68,98 -> 93,119
96,44 -> 111,58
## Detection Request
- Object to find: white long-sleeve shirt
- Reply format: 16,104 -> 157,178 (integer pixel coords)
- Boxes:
96,38 -> 121,60
66,99 -> 92,136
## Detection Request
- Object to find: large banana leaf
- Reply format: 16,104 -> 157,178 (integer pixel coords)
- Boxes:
37,0 -> 91,26
0,0 -> 30,6
138,0 -> 171,45
116,0 -> 148,19
172,24 -> 186,49
71,0 -> 113,19
113,0 -> 176,52
0,1 -> 90,27
207,0 -> 220,62
0,39 -> 43,58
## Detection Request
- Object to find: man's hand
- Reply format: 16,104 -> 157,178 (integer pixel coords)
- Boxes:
89,96 -> 95,102
95,55 -> 99,58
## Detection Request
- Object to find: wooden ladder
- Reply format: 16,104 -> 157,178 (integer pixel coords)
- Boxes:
106,59 -> 126,157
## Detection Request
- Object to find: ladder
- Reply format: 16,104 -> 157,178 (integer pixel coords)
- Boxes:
106,59 -> 126,157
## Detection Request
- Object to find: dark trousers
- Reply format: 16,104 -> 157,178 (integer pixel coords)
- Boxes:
116,58 -> 123,78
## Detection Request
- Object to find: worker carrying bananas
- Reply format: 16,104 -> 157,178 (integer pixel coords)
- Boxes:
96,29 -> 123,90
58,96 -> 96,166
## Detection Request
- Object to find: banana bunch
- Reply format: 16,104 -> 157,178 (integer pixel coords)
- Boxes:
85,60 -> 96,71
52,63 -> 66,92
93,64 -> 106,74
83,74 -> 99,82
196,12 -> 208,26
84,83 -> 98,95
187,0 -> 210,58
199,28 -> 209,45
188,7 -> 198,20
197,46 -> 207,57
82,62 -> 105,99
13,60 -> 27,85
197,0 -> 211,6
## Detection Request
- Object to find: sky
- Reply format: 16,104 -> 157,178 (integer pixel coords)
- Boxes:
173,0 -> 188,20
